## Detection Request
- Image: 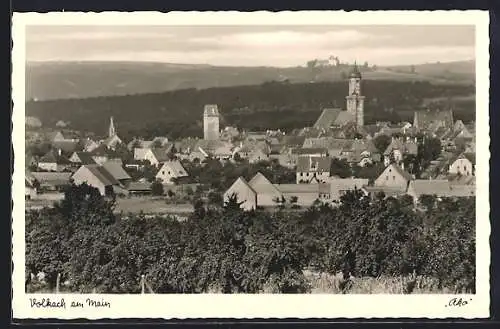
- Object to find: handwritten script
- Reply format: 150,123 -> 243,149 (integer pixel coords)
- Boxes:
30,297 -> 111,309
446,297 -> 472,308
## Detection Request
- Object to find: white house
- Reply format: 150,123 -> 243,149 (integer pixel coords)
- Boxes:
156,160 -> 189,184
448,153 -> 475,176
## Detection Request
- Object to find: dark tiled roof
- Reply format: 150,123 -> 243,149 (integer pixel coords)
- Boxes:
313,108 -> 342,130
296,156 -> 331,173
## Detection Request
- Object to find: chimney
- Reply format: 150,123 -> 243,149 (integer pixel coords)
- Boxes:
58,149 -> 62,156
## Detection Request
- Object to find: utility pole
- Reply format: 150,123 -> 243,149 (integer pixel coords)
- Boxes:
56,273 -> 60,294
141,274 -> 145,294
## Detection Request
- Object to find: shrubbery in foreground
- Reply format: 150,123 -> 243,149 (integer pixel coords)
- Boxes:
25,183 -> 475,294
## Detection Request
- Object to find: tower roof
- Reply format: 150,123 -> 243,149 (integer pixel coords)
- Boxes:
349,62 -> 362,79
204,104 -> 219,116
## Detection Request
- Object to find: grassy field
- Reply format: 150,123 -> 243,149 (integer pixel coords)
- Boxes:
27,270 -> 454,294
303,270 -> 453,294
114,197 -> 194,215
25,195 -> 194,215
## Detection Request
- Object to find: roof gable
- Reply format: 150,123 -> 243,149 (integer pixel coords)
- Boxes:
248,172 -> 283,196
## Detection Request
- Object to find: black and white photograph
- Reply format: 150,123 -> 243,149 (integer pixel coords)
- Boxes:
12,11 -> 490,319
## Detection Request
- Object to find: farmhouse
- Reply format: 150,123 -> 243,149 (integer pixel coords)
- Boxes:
30,172 -> 72,192
37,150 -> 71,172
407,179 -> 475,203
296,156 -> 332,184
223,177 -> 257,211
448,153 -> 475,176
71,164 -> 128,196
373,163 -> 413,191
156,160 -> 189,184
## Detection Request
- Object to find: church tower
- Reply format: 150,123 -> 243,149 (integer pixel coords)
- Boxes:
203,104 -> 220,140
108,116 -> 116,138
345,62 -> 366,128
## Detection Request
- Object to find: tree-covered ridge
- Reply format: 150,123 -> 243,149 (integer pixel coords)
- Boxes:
26,183 -> 475,294
26,80 -> 474,141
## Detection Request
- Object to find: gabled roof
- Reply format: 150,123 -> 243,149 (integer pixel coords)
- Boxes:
303,137 -> 353,150
409,179 -> 475,198
161,161 -> 188,177
72,152 -> 96,165
390,163 -> 413,181
313,108 -> 342,130
226,176 -> 256,195
248,172 -> 283,196
31,172 -> 72,185
102,161 -> 131,181
297,156 -> 331,172
414,109 -> 454,130
39,150 -> 71,164
333,111 -> 356,126
292,147 -> 328,155
81,164 -> 120,186
150,148 -> 171,163
274,184 -> 322,194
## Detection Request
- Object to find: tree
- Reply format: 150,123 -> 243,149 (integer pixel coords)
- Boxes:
151,180 -> 164,196
373,134 -> 392,153
208,191 -> 223,206
330,158 -> 351,178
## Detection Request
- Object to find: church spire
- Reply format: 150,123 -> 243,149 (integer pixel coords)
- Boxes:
109,116 -> 116,138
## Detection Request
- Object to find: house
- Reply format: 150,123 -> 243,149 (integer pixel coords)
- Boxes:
247,172 -> 284,207
448,153 -> 475,176
89,145 -> 121,165
383,137 -> 419,166
127,181 -> 152,195
407,179 -> 475,203
50,130 -> 78,143
296,156 -> 332,184
156,160 -> 189,184
69,151 -> 97,165
413,109 -> 454,132
373,163 -> 413,191
30,172 -> 72,192
102,161 -> 132,185
37,150 -> 72,172
102,134 -> 123,150
194,140 -> 234,160
128,137 -> 170,150
134,147 -> 171,167
233,141 -> 270,163
303,137 -> 353,158
340,139 -> 380,165
82,138 -> 100,152
274,183 -> 322,207
52,140 -> 79,155
71,164 -> 128,196
329,178 -> 369,201
25,174 -> 37,200
223,177 -> 257,211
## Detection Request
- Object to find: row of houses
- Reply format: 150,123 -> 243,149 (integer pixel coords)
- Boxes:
224,163 -> 475,211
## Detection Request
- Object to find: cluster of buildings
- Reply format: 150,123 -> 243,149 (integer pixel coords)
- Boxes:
25,64 -> 476,211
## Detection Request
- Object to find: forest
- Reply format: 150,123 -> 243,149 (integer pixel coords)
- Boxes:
26,183 -> 475,294
25,80 -> 475,142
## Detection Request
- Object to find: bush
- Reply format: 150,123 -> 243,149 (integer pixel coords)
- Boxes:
151,181 -> 164,196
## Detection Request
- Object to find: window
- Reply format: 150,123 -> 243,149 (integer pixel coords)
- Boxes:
393,176 -> 395,181
386,176 -> 388,181
300,173 -> 303,176
464,165 -> 467,171
162,171 -> 165,175
168,171 -> 171,175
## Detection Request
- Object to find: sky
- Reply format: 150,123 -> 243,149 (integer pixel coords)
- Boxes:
26,25 -> 475,67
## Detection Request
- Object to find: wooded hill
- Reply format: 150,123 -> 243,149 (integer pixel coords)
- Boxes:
25,80 -> 475,141
26,60 -> 475,101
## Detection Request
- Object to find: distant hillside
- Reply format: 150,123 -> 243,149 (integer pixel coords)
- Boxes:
26,80 -> 475,142
25,60 -> 475,101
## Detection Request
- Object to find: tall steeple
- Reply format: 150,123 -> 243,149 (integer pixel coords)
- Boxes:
109,116 -> 116,138
345,61 -> 365,128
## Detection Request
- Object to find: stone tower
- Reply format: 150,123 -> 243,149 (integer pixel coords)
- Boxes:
108,116 -> 116,138
345,62 -> 366,128
203,104 -> 220,140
